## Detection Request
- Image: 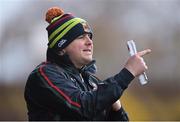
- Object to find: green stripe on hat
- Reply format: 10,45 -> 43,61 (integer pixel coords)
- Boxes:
49,18 -> 85,48
51,14 -> 63,23
48,18 -> 77,41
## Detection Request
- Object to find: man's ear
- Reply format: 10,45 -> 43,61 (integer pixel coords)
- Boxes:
58,49 -> 66,56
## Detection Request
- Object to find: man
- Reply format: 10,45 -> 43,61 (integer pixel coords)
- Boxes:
24,7 -> 151,120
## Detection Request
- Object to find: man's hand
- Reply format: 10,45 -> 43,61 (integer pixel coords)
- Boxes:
125,49 -> 151,77
112,100 -> 121,111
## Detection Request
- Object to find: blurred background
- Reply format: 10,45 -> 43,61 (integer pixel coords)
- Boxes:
0,0 -> 180,120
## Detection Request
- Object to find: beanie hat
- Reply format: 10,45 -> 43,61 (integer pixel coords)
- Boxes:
45,7 -> 93,51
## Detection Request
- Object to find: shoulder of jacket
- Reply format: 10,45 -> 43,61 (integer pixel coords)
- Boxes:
44,62 -> 71,79
31,62 -> 66,77
38,62 -> 63,71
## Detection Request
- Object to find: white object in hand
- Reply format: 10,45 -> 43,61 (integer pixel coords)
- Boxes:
127,40 -> 148,85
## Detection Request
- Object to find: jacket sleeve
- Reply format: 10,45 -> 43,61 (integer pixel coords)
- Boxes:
92,68 -> 134,115
34,64 -> 134,120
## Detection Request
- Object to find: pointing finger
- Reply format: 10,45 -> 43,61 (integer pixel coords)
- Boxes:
137,49 -> 151,57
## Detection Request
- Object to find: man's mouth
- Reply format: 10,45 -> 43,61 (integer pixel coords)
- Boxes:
83,49 -> 91,52
83,49 -> 92,55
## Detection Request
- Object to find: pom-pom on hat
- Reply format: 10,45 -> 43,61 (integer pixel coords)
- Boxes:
45,7 -> 93,51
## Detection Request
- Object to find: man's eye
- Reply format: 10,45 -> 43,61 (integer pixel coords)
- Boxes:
87,33 -> 92,39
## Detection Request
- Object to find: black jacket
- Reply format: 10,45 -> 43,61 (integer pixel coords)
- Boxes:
24,49 -> 134,121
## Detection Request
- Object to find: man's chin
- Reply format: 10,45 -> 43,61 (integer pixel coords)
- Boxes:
84,58 -> 93,64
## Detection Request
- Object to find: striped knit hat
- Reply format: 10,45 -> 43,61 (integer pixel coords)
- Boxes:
45,7 -> 93,51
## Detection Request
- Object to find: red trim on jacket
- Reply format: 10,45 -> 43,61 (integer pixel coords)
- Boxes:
39,64 -> 81,108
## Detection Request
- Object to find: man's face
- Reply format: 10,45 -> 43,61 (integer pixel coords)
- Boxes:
64,33 -> 93,68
